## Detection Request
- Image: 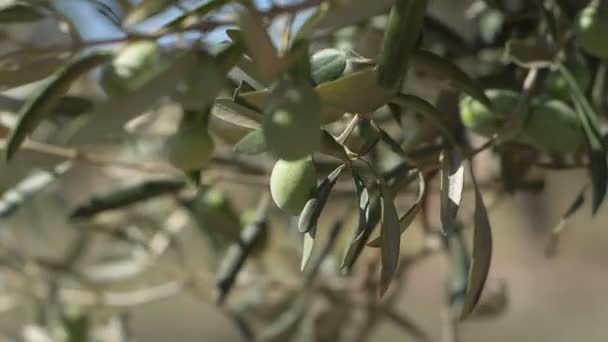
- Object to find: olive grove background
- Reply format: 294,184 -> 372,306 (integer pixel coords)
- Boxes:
1,0 -> 608,341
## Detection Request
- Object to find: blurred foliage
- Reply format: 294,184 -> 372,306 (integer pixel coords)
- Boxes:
0,0 -> 607,341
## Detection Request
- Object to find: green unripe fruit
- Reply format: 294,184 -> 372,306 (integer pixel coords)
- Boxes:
575,0 -> 608,58
99,41 -> 161,96
263,80 -> 321,161
459,89 -> 518,137
311,48 -> 348,85
519,100 -> 584,154
164,124 -> 215,172
459,90 -> 584,153
270,157 -> 317,215
545,60 -> 591,98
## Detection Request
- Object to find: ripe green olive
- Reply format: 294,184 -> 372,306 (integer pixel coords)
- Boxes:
164,123 -> 215,172
263,80 -> 321,161
459,89 -> 518,137
575,0 -> 608,58
519,99 -> 584,154
99,40 -> 161,96
270,157 -> 317,215
311,48 -> 348,85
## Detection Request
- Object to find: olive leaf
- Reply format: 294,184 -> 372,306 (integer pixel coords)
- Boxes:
125,0 -> 176,25
4,51 -> 112,161
545,184 -> 588,257
212,98 -> 263,127
0,2 -> 45,23
69,179 -> 185,219
391,94 -> 459,146
377,0 -> 429,90
368,171 -> 425,247
379,181 -> 402,297
504,39 -> 554,69
233,129 -> 267,155
317,67 -> 394,123
411,50 -> 492,108
236,7 -> 286,84
298,164 -> 347,234
559,64 -> 607,214
440,148 -> 465,234
341,169 -> 377,273
446,225 -> 470,317
461,162 -> 493,320
82,257 -> 148,285
0,56 -> 66,90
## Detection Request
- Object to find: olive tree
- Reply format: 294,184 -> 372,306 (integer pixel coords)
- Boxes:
0,0 -> 607,341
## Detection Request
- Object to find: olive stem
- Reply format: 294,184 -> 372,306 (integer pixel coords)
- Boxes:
337,114 -> 361,144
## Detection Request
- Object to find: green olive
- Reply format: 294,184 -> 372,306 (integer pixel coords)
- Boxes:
263,80 -> 321,161
575,0 -> 608,58
270,157 -> 317,215
520,99 -> 584,154
164,123 -> 215,172
459,89 -> 518,137
99,41 -> 162,96
545,59 -> 591,98
460,90 -> 584,153
310,48 -> 348,85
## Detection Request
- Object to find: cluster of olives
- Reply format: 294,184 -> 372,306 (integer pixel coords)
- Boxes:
459,89 -> 584,153
266,48 -> 367,215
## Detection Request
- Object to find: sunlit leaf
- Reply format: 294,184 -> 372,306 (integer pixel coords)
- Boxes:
504,39 -> 553,69
5,51 -> 112,161
298,164 -> 346,234
440,148 -> 464,234
233,129 -> 266,155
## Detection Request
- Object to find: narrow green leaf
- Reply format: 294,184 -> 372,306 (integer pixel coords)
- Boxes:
377,0 -> 429,89
447,226 -> 470,316
233,129 -> 267,155
0,56 -> 66,90
368,171 -> 425,247
559,64 -> 607,214
440,148 -> 465,234
213,98 -> 264,125
310,0 -> 397,37
391,94 -> 459,146
298,164 -> 346,234
504,39 -> 553,69
236,8 -> 285,84
461,163 -> 493,320
69,179 -> 186,219
5,51 -> 112,161
341,170 -> 375,273
411,50 -> 492,108
301,228 -> 316,271
316,67 -> 394,123
0,2 -> 45,23
546,185 -> 588,257
379,182 -> 402,297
